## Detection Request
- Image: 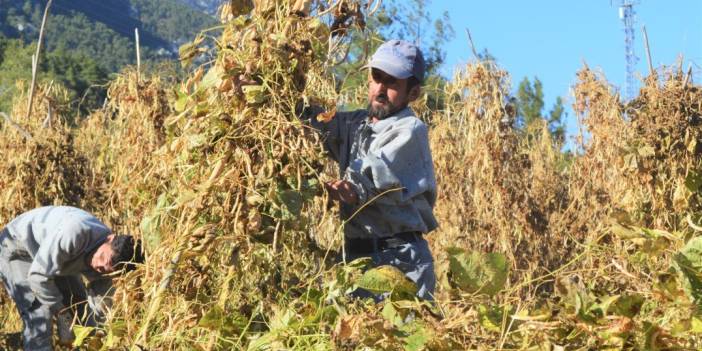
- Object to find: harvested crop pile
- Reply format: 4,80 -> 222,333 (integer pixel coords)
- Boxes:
75,69 -> 171,229
0,82 -> 96,224
71,1 -> 369,349
430,60 -> 570,282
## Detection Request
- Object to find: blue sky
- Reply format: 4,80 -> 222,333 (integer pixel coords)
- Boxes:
427,1 -> 702,148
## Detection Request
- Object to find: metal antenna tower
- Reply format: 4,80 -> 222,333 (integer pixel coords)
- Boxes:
619,0 -> 639,100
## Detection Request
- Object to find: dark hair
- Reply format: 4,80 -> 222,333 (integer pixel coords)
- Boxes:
110,235 -> 144,272
407,76 -> 421,94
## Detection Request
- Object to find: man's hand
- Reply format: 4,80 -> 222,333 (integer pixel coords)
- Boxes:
324,180 -> 358,205
55,310 -> 75,347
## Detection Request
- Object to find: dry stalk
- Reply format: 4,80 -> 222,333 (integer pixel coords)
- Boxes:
25,0 -> 53,121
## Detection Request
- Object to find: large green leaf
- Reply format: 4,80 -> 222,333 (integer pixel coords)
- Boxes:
447,248 -> 508,296
242,85 -> 267,105
673,236 -> 702,305
357,265 -> 418,300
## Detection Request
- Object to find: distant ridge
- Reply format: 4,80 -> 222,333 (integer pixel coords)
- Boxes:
177,0 -> 224,16
0,0 -> 217,72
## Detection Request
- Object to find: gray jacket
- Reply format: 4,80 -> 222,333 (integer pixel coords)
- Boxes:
312,107 -> 438,239
4,206 -> 112,313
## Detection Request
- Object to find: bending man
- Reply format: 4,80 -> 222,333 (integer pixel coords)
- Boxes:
0,206 -> 144,350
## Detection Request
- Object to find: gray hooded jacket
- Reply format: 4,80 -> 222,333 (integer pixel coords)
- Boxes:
311,107 -> 438,239
4,206 -> 112,314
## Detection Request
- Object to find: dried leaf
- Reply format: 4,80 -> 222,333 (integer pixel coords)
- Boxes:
316,108 -> 336,123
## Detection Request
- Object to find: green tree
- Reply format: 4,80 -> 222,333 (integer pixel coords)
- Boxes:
0,36 -> 33,113
515,76 -> 565,144
332,0 -> 454,112
1,0 -> 215,74
390,0 -> 454,74
43,47 -> 109,114
0,37 -> 108,115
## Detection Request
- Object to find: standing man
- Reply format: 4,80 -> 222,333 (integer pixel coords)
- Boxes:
310,40 -> 438,300
0,206 -> 144,350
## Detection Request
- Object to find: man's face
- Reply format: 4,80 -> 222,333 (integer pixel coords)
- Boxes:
90,234 -> 116,274
368,68 -> 415,120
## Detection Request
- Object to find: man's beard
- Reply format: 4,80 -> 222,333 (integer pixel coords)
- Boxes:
368,94 -> 397,120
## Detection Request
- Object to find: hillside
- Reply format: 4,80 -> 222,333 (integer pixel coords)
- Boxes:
0,0 -> 217,72
178,0 -> 224,15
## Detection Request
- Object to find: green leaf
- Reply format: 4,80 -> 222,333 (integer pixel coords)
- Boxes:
382,302 -> 404,327
611,224 -> 640,240
575,291 -> 599,324
674,237 -> 702,305
174,90 -> 188,112
597,295 -> 621,316
304,305 -> 338,325
242,85 -> 267,105
276,189 -> 304,220
447,248 -> 508,296
611,294 -> 644,318
198,306 -> 225,330
477,304 -> 508,333
200,66 -> 222,91
140,193 -> 170,252
345,257 -> 373,271
72,325 -> 94,347
691,317 -> 702,333
357,265 -> 418,300
403,323 -> 431,351
270,308 -> 297,330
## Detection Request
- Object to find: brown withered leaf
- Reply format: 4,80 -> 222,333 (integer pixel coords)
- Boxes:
316,108 -> 336,123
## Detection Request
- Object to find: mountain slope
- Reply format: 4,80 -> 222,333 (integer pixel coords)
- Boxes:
177,0 -> 224,16
0,0 -> 217,72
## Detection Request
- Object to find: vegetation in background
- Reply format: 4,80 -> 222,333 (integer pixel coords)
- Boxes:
515,76 -> 566,144
333,0 -> 454,114
0,36 -> 109,115
0,0 -> 216,116
1,0 -> 215,71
